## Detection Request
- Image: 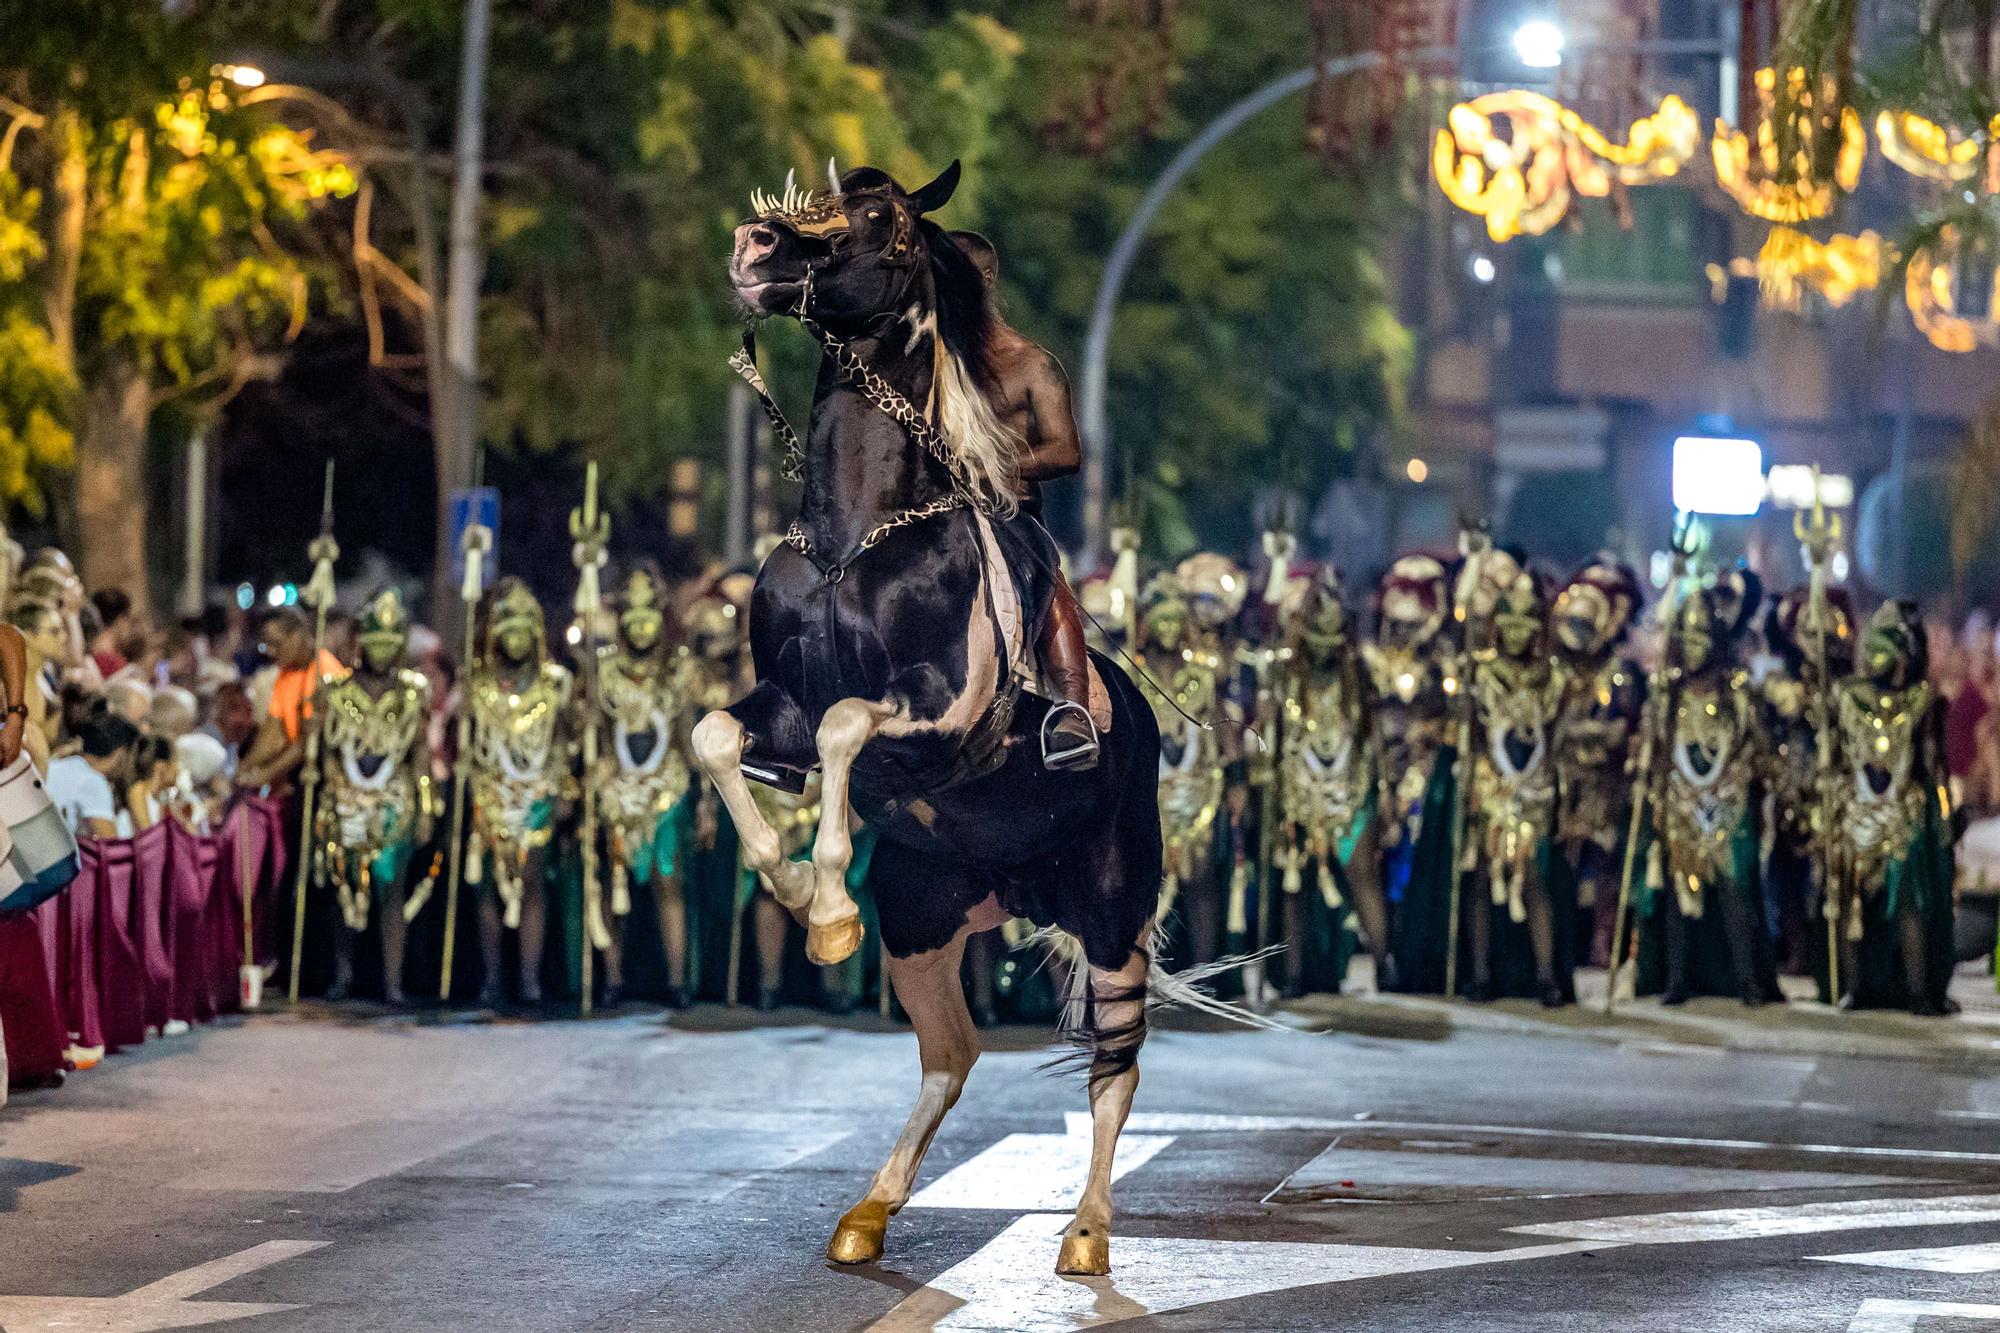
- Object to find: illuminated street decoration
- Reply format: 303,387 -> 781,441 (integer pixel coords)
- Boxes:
1754,226 -> 1880,310
1711,67 -> 1865,223
1905,228 -> 2000,353
1432,91 -> 1698,242
1874,110 -> 1996,184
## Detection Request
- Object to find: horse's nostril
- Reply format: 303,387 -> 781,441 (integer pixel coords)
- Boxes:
749,225 -> 777,251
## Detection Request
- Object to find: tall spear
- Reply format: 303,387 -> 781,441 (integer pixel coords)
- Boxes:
1442,519 -> 1492,1000
570,461 -> 611,1016
1795,467 -> 1844,1002
438,453 -> 491,1002
1604,513 -> 1706,1013
288,461 -> 338,1004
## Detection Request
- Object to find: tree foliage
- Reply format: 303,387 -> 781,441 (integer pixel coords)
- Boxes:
0,0 -> 354,546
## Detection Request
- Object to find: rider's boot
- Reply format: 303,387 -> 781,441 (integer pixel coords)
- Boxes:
1039,580 -> 1099,772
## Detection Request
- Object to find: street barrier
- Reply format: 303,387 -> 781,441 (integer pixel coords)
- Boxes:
0,797 -> 287,1098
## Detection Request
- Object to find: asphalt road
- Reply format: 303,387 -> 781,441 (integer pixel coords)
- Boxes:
5,989 -> 2000,1332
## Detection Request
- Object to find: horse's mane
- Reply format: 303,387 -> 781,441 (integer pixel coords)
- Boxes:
924,220 -> 1020,516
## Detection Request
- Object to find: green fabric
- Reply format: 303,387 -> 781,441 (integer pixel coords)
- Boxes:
1386,745 -> 1459,994
1334,802 -> 1373,869
628,793 -> 694,884
1841,794 -> 1957,1009
365,838 -> 414,895
1634,811 -> 1763,999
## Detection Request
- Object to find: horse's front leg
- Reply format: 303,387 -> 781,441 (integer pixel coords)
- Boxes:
828,916 -> 991,1264
1060,930 -> 1150,1276
803,696 -> 893,965
690,709 -> 811,914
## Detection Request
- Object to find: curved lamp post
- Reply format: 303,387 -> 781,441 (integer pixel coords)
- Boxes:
1077,49 -> 1409,566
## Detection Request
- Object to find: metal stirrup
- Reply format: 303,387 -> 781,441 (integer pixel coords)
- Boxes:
1040,699 -> 1100,765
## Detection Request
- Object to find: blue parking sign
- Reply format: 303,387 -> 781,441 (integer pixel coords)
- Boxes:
449,487 -> 500,589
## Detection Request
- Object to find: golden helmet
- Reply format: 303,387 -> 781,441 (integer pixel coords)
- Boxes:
1174,553 -> 1247,631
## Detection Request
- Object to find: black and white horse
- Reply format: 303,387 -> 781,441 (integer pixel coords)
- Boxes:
693,160 -> 1165,1276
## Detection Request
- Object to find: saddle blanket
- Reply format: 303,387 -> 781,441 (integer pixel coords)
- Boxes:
972,512 -> 1112,731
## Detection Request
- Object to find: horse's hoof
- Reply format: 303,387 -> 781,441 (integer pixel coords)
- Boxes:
807,915 -> 864,966
828,1200 -> 890,1264
1056,1226 -> 1110,1276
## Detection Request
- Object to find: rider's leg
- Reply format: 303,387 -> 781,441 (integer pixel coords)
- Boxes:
1038,576 -> 1099,770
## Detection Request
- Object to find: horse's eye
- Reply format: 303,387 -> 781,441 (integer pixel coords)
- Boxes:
868,210 -> 882,220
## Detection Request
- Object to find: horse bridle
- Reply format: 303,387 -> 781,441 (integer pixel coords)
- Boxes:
727,245 -> 994,583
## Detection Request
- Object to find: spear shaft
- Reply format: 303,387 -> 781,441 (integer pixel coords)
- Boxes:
439,453 -> 490,1001
289,461 -> 338,1004
1605,516 -> 1703,1013
571,461 -> 610,1016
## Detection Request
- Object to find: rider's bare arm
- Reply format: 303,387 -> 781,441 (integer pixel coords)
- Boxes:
1015,352 -> 1082,484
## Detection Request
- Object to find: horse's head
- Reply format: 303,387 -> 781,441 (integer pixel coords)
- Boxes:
729,159 -> 1021,512
730,160 -> 962,327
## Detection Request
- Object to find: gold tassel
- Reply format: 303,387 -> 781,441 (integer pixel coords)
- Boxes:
1280,848 -> 1303,895
1317,861 -> 1342,910
1677,872 -> 1704,919
1226,861 -> 1249,935
403,852 -> 441,923
466,830 -> 485,887
1645,841 -> 1664,893
611,859 -> 631,918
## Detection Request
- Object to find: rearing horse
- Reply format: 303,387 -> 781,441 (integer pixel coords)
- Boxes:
692,160 -> 1165,1276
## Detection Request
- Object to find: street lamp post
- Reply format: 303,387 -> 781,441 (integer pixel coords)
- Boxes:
1076,29 -> 1735,567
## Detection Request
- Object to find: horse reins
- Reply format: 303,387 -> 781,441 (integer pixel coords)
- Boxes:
729,278 -> 995,582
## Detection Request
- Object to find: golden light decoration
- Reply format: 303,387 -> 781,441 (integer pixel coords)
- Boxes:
1905,227 -> 2000,354
1711,67 -> 1866,223
1874,110 -> 1995,184
1432,91 -> 1699,243
1754,226 -> 1881,311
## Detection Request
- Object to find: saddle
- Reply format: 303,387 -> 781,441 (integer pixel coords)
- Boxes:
973,512 -> 1112,732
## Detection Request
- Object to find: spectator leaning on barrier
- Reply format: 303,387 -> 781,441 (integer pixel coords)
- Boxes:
46,711 -> 139,839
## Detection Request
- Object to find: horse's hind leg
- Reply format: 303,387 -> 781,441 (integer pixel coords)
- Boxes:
829,926 -> 982,1263
1060,933 -> 1150,1276
691,709 -> 811,912
803,697 -> 892,965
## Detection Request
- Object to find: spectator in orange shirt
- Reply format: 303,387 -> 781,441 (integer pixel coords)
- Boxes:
236,606 -> 345,793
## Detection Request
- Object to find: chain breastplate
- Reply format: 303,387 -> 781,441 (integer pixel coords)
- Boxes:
1281,662 -> 1372,837
597,651 -> 694,842
1837,681 -> 1930,880
1663,671 -> 1757,889
1363,643 -> 1451,817
321,670 -> 428,847
470,661 -> 572,830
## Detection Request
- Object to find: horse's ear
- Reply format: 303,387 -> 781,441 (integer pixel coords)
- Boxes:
907,160 -> 961,215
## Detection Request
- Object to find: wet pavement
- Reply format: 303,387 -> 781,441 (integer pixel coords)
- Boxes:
4,984 -> 2000,1331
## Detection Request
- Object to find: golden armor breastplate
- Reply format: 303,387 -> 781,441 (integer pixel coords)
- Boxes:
469,661 -> 572,837
1555,656 -> 1636,847
597,652 -> 694,837
1280,666 -> 1372,842
321,670 -> 428,851
1662,673 -> 1758,904
1363,643 -> 1452,828
1471,657 -> 1565,920
1836,681 -> 1930,885
1154,651 -> 1225,836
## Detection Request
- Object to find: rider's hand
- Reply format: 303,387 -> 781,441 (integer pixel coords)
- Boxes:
0,716 -> 23,767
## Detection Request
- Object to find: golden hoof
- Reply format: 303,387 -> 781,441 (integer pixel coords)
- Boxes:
807,914 -> 865,967
1056,1227 -> 1110,1276
827,1200 -> 890,1265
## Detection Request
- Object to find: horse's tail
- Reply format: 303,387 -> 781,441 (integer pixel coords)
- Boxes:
1029,926 -> 1291,1089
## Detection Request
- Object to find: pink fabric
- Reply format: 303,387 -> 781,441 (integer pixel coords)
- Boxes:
0,913 -> 65,1082
130,822 -> 178,1031
92,841 -> 147,1052
0,795 -> 288,1083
